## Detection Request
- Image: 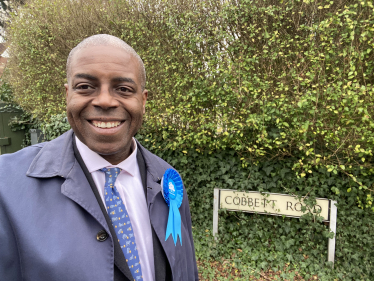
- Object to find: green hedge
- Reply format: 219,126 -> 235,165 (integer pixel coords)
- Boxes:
7,0 -> 374,192
141,135 -> 374,279
5,0 -> 374,279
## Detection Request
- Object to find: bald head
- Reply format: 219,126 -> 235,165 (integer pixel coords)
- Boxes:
66,34 -> 146,90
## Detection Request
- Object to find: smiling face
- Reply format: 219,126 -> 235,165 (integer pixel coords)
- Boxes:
65,45 -> 147,164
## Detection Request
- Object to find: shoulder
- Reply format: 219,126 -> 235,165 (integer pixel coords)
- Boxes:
0,143 -> 45,175
0,129 -> 74,181
0,143 -> 47,206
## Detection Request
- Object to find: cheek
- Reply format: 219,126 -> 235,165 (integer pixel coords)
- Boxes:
121,101 -> 142,118
66,97 -> 87,118
66,103 -> 86,129
66,105 -> 78,121
132,99 -> 146,115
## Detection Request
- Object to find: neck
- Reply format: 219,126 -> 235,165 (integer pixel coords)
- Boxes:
99,143 -> 133,165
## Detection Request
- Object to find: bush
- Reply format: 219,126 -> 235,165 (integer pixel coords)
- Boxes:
149,144 -> 374,279
7,0 -> 374,183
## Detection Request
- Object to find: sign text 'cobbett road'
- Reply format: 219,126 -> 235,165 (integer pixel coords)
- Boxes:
220,190 -> 330,221
213,189 -> 337,264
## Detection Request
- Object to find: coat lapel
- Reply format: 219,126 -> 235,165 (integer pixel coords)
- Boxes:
136,149 -> 172,281
26,131 -> 109,233
136,142 -> 177,280
60,159 -> 110,235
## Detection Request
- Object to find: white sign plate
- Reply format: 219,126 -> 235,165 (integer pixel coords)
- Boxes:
219,189 -> 330,221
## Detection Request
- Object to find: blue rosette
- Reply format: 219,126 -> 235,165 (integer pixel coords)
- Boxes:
162,168 -> 183,246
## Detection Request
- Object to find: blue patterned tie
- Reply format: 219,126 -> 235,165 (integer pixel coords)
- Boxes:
100,167 -> 143,281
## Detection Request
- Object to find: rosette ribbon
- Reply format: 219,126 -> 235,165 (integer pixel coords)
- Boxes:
162,168 -> 183,246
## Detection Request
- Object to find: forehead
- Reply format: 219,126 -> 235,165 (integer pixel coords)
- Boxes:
69,45 -> 140,80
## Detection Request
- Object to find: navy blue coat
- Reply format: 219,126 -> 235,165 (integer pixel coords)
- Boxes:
0,130 -> 198,281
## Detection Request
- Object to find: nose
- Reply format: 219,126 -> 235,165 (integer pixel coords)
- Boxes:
91,85 -> 119,110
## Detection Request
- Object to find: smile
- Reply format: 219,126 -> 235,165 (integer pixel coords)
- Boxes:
91,120 -> 122,129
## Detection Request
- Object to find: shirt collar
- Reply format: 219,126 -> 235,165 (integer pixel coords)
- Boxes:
75,136 -> 138,177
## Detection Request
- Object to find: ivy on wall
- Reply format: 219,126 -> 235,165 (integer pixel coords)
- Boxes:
141,135 -> 374,279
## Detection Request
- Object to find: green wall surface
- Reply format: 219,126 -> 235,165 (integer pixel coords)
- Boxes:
0,102 -> 25,154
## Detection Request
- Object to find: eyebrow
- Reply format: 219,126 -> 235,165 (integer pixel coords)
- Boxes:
112,77 -> 136,84
73,74 -> 136,85
73,73 -> 98,81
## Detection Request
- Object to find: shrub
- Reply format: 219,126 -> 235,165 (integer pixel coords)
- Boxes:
7,0 -> 374,187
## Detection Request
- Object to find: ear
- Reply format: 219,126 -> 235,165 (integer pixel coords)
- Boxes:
64,84 -> 69,102
142,89 -> 148,115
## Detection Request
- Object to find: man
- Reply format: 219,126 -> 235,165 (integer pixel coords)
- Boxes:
0,34 -> 198,281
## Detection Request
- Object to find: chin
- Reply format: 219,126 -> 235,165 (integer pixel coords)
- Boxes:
91,144 -> 123,156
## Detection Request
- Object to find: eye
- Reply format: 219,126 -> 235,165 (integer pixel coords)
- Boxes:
75,84 -> 93,90
117,86 -> 131,93
76,85 -> 92,90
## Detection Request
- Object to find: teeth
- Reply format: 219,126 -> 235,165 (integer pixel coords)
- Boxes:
93,121 -> 121,128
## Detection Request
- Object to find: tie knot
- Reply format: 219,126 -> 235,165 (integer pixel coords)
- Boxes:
100,167 -> 121,184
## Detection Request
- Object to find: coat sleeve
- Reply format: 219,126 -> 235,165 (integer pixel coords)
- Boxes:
0,191 -> 23,280
182,188 -> 199,280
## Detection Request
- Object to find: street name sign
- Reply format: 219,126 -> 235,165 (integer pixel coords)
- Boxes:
213,189 -> 337,264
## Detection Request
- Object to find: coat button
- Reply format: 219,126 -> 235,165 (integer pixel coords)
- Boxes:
97,230 -> 108,242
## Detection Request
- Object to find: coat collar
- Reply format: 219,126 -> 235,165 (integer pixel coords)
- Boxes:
136,140 -> 168,206
25,128 -> 170,227
136,140 -> 166,183
26,130 -> 168,183
25,129 -> 169,217
26,130 -> 76,178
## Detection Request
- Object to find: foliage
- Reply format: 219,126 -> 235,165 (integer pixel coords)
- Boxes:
0,80 -> 13,103
38,113 -> 70,141
10,112 -> 70,145
0,0 -> 25,36
7,0 -> 374,196
138,133 -> 374,279
6,0 -> 374,278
